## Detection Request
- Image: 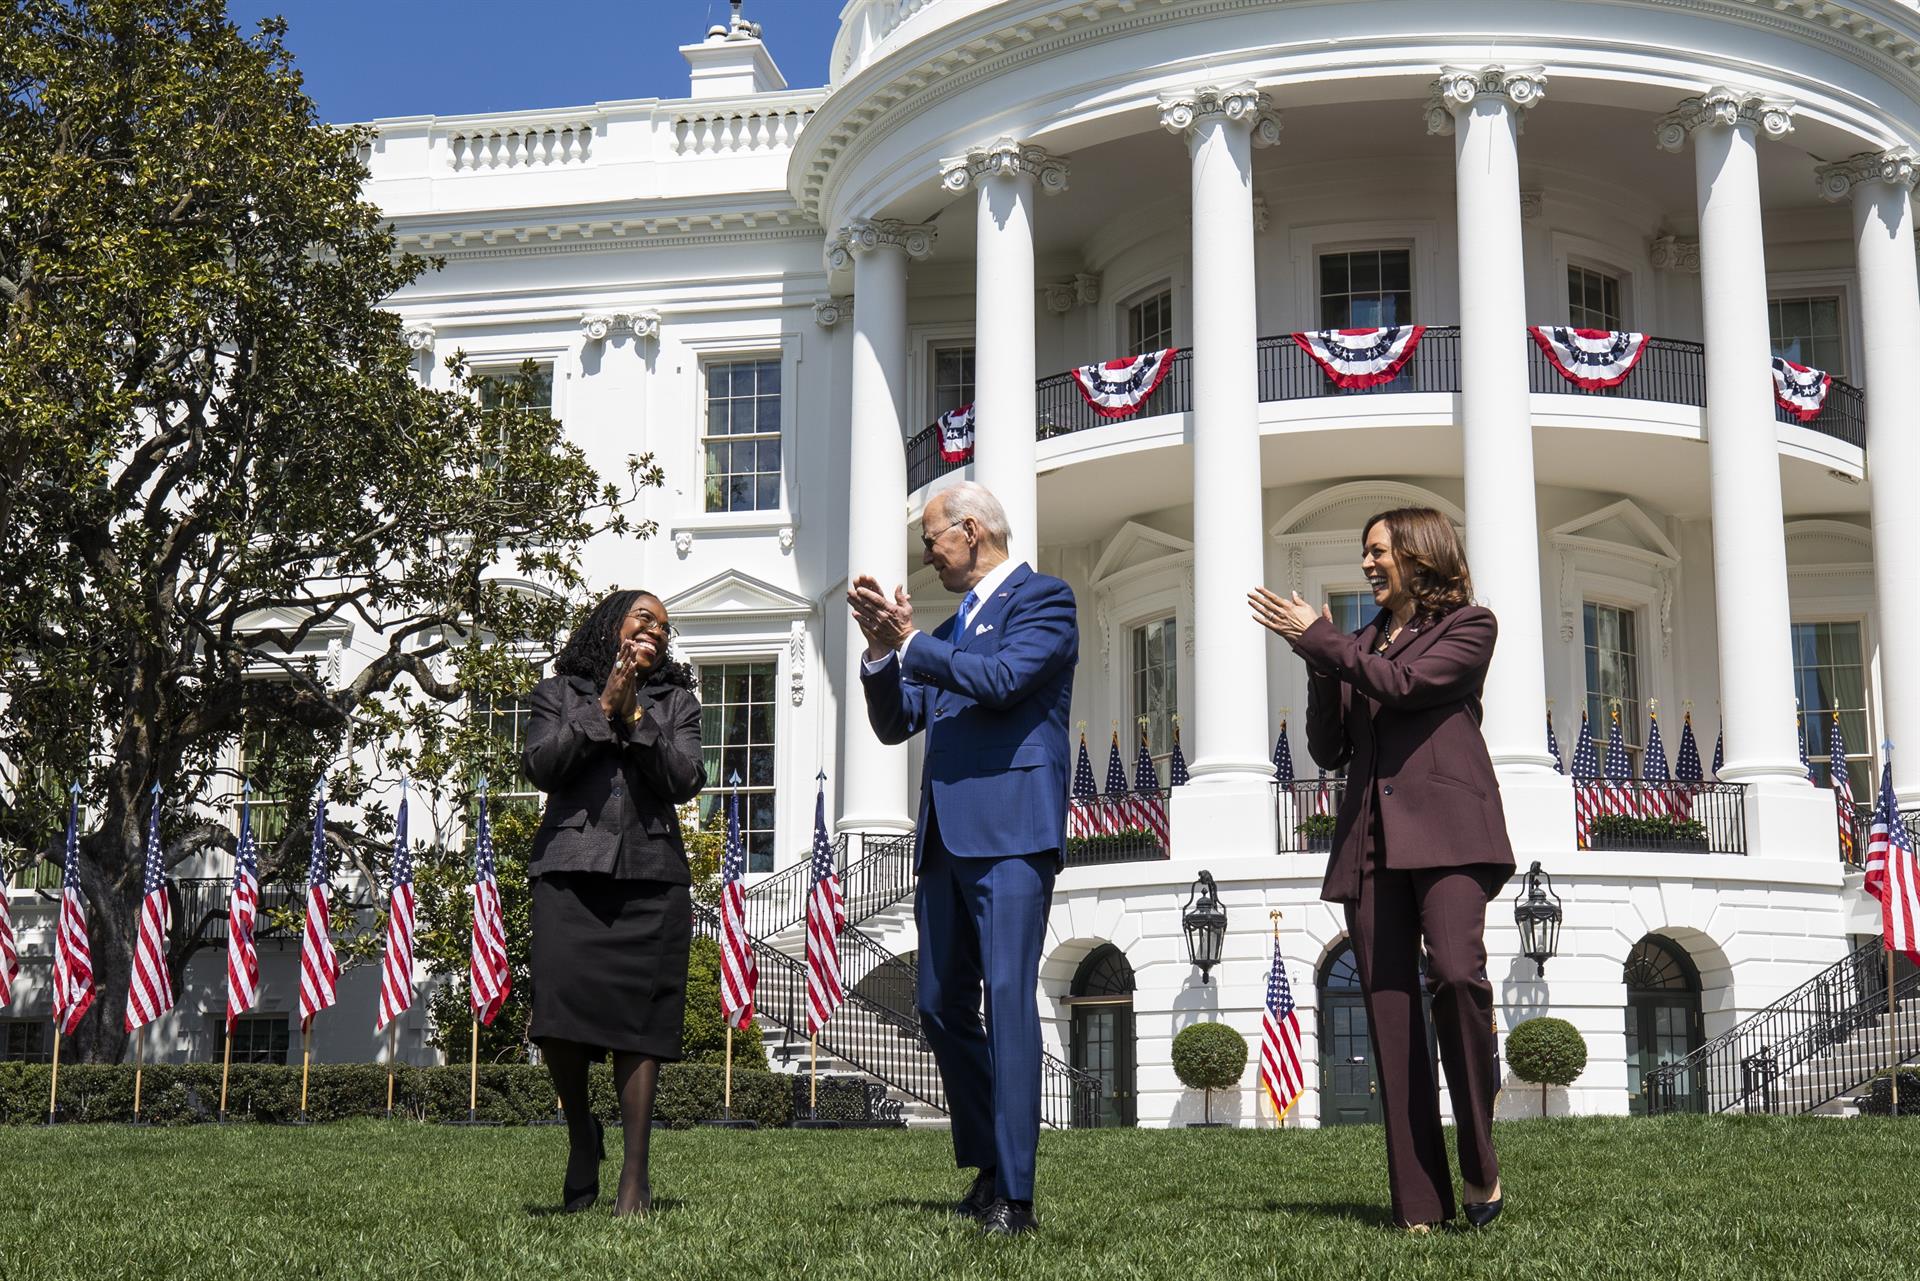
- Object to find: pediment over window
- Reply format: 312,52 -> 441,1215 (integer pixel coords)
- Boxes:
1268,481 -> 1463,540
1092,521 -> 1193,587
1549,500 -> 1679,568
233,607 -> 353,649
1784,519 -> 1871,569
663,570 -> 813,622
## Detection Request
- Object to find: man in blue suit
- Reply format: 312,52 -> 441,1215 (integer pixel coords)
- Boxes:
849,480 -> 1077,1239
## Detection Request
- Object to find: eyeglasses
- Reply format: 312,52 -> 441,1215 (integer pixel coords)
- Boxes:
628,612 -> 674,638
920,518 -> 970,553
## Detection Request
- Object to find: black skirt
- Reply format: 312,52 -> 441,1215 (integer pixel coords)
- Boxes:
530,872 -> 692,1060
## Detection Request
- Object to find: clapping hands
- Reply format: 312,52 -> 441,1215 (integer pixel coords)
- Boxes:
1249,586 -> 1330,642
848,574 -> 915,660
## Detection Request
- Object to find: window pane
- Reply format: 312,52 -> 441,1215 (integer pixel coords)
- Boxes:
697,660 -> 779,872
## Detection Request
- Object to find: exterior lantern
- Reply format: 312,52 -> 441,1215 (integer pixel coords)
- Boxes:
1181,870 -> 1228,984
1513,860 -> 1563,977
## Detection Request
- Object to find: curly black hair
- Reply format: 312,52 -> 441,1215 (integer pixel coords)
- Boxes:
553,589 -> 696,691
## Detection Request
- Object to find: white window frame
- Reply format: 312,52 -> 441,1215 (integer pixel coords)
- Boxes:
1549,232 -> 1646,332
1126,614 -> 1181,773
1103,261 -> 1185,355
908,323 -> 975,428
1764,272 -> 1859,381
1289,222 -> 1442,333
1122,284 -> 1176,354
1787,610 -> 1879,792
674,638 -> 792,878
674,333 -> 801,534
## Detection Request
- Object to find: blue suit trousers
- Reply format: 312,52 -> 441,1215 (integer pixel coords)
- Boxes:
913,806 -> 1056,1203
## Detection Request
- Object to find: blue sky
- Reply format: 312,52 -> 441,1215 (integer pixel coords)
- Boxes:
228,1 -> 846,123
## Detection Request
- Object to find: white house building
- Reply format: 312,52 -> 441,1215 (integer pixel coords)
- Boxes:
9,0 -> 1920,1128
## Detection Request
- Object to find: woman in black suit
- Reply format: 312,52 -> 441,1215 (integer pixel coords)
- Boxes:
523,588 -> 706,1217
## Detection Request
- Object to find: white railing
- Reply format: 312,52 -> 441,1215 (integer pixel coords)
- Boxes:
445,120 -> 595,171
669,94 -> 820,156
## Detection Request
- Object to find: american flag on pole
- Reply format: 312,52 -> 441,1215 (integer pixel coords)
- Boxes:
1313,768 -> 1334,817
1169,721 -> 1190,787
718,783 -> 757,1030
124,785 -> 175,1032
1642,710 -> 1679,820
804,777 -> 845,1037
1133,728 -> 1169,846
1571,712 -> 1602,850
0,856 -> 16,1009
1602,707 -> 1636,817
1712,727 -> 1724,780
52,786 -> 95,1036
1864,757 -> 1920,965
1676,714 -> 1704,789
1104,731 -> 1134,834
377,784 -> 416,1032
298,783 -> 340,1028
1258,942 -> 1305,1123
1798,711 -> 1815,783
1273,722 -> 1296,783
1547,711 -> 1564,775
226,788 -> 261,1033
1830,715 -> 1855,865
1068,732 -> 1100,839
469,788 -> 511,1026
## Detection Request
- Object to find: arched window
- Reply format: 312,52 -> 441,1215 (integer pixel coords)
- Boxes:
1624,934 -> 1704,1114
1067,944 -> 1136,1127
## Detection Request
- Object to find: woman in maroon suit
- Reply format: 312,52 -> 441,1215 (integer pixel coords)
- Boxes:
1250,506 -> 1514,1232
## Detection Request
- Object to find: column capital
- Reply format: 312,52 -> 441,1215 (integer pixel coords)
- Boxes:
1655,87 -> 1796,152
1817,146 -> 1920,200
402,321 -> 437,352
579,309 -> 659,342
812,295 -> 853,328
825,219 -> 937,271
1648,234 -> 1701,273
1157,83 -> 1282,146
937,137 -> 1070,196
1424,65 -> 1546,135
1039,273 -> 1100,314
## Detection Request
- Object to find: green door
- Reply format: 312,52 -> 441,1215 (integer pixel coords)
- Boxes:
1319,992 -> 1380,1125
1071,1001 -> 1137,1126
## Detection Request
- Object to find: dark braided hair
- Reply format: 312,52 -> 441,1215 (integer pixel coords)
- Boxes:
553,589 -> 696,691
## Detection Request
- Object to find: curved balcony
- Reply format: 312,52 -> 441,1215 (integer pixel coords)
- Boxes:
904,328 -> 1867,492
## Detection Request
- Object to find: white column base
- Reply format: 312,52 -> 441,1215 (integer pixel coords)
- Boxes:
1494,770 -> 1576,860
1169,779 -> 1279,861
1741,781 -> 1840,862
835,812 -> 917,840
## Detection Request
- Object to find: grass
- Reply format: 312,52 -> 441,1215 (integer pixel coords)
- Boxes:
0,1116 -> 1914,1280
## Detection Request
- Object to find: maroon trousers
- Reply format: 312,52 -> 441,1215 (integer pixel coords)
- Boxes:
1344,844 -> 1503,1227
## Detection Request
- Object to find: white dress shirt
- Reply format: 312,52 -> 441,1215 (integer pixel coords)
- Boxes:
863,558 -> 1025,673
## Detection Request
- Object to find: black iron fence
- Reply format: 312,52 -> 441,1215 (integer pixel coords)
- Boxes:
1577,781 -> 1748,854
743,833 -> 916,940
1063,792 -> 1170,867
1257,326 -> 1461,399
174,878 -> 308,945
1274,778 -> 1344,855
1646,935 -> 1920,1116
1848,802 -> 1920,866
1527,334 -> 1705,407
1785,378 -> 1864,449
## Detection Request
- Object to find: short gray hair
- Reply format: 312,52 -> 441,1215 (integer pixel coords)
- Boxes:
938,481 -> 1012,549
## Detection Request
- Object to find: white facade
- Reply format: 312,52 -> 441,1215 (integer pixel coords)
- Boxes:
10,1 -> 1919,1124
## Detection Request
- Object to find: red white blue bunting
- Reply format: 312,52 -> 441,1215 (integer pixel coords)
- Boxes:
1069,348 -> 1179,418
1291,326 -> 1426,389
935,403 -> 975,463
1771,357 -> 1831,422
1529,327 -> 1650,390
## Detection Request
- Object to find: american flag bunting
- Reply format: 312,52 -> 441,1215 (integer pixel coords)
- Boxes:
52,787 -> 95,1036
378,784 -> 416,1032
804,778 -> 846,1036
298,783 -> 340,1028
469,788 -> 512,1025
125,785 -> 175,1032
1259,942 -> 1305,1122
718,785 -> 757,1029
1864,758 -> 1919,965
226,789 -> 261,1033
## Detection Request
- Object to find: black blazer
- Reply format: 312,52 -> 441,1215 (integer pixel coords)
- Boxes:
520,671 -> 707,882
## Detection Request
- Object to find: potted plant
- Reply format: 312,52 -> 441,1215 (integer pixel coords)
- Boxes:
1588,814 -> 1709,853
1294,813 -> 1338,853
1171,1021 -> 1249,1126
1506,1016 -> 1588,1117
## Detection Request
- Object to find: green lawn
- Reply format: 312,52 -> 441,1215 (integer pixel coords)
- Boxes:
0,1116 -> 1914,1280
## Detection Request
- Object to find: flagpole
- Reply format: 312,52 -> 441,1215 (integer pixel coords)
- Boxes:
298,1023 -> 312,1123
809,1035 -> 818,1120
218,1022 -> 233,1123
468,1018 -> 480,1124
46,1028 -> 61,1125
1269,910 -> 1284,1129
724,1024 -> 735,1121
131,1025 -> 145,1123
385,1024 -> 397,1120
1889,948 -> 1901,1118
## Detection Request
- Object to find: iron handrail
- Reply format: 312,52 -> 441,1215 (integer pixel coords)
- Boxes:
1064,790 -> 1170,867
1274,778 -> 1344,855
1575,781 -> 1748,854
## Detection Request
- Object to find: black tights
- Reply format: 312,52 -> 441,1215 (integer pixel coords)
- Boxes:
543,1038 -> 662,1215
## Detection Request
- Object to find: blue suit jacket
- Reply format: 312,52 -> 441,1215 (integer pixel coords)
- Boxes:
861,563 -> 1078,864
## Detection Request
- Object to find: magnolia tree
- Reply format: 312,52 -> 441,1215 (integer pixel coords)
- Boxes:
0,0 -> 656,1061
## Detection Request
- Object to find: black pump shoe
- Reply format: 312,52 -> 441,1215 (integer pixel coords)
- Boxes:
562,1117 -> 605,1213
1462,1197 -> 1503,1229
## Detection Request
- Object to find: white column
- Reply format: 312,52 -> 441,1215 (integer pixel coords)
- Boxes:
830,219 -> 935,836
1428,66 -> 1555,774
938,139 -> 1068,567
1160,85 -> 1280,856
1655,90 -> 1808,787
1818,147 -> 1920,801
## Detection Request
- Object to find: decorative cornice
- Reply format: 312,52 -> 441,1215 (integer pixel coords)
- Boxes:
1816,146 -> 1920,200
402,322 -> 437,352
1040,273 -> 1100,314
1648,234 -> 1701,272
579,309 -> 660,342
1424,65 -> 1547,136
937,137 -> 1070,195
825,218 -> 937,271
1157,84 -> 1282,146
812,295 -> 854,327
1654,87 -> 1796,152
391,205 -> 818,260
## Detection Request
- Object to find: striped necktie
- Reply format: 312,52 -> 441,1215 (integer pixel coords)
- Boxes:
960,590 -> 979,631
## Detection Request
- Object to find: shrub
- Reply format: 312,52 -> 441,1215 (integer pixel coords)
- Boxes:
1063,829 -> 1162,862
683,937 -> 769,1069
1171,1021 -> 1248,1125
1506,1016 -> 1588,1116
1294,814 -> 1338,840
1859,1067 -> 1920,1116
1587,814 -> 1708,846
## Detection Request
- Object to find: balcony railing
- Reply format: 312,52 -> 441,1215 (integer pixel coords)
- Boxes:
174,878 -> 308,945
903,327 -> 1866,492
1579,782 -> 1748,854
1063,792 -> 1170,867
1275,779 -> 1345,855
1848,802 -> 1920,867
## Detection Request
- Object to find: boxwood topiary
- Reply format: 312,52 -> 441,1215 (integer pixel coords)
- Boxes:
1171,1021 -> 1249,1125
1506,1016 -> 1587,1116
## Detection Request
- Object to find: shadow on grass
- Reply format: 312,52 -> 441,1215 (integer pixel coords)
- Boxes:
1259,1199 -> 1398,1229
873,1197 -> 966,1216
522,1197 -> 688,1219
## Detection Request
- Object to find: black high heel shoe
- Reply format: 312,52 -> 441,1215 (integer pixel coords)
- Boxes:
561,1116 -> 605,1213
1462,1197 -> 1502,1229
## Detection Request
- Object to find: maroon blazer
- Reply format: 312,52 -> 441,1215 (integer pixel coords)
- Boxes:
1291,605 -> 1515,903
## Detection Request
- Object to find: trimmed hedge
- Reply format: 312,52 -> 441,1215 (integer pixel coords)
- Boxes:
1859,1067 -> 1920,1116
1588,814 -> 1709,845
1170,1021 -> 1248,1093
1506,1017 -> 1588,1088
0,1061 -> 793,1129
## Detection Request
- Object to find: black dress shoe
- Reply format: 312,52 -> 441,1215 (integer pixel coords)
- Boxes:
561,1116 -> 604,1213
980,1200 -> 1038,1238
1462,1197 -> 1502,1229
954,1170 -> 997,1221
